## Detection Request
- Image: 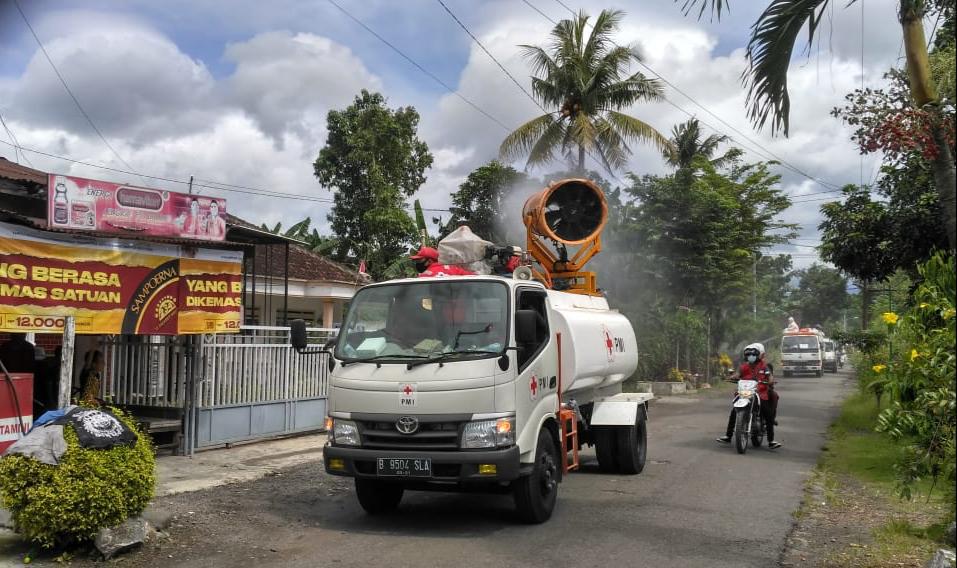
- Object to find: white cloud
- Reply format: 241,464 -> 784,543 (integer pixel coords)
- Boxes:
224,31 -> 382,145
6,14 -> 216,143
0,0 -> 909,271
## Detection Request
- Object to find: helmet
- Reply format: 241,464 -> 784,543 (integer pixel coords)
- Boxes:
743,342 -> 764,362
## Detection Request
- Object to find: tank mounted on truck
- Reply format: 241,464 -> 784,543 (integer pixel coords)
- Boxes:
289,177 -> 651,524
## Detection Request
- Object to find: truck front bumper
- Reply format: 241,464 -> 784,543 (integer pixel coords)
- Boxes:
323,444 -> 522,484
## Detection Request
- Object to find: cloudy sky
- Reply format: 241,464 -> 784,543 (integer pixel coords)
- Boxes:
0,0 -> 918,267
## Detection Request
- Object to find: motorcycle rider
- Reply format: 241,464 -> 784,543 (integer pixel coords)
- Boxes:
716,343 -> 781,449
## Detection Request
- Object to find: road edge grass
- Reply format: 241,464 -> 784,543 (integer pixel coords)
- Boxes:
784,389 -> 953,567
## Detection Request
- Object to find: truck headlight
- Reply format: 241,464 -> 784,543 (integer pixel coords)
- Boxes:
331,419 -> 361,446
461,417 -> 515,449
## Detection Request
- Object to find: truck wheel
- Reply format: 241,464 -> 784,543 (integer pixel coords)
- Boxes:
354,479 -> 404,515
513,429 -> 559,524
815,370 -> 823,378
751,413 -> 764,448
594,428 -> 619,473
734,408 -> 749,455
616,407 -> 648,475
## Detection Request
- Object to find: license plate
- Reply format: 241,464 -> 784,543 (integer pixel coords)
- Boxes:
376,458 -> 432,478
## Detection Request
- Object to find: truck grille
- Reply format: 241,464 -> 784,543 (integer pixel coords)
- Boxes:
788,360 -> 821,368
357,420 -> 461,451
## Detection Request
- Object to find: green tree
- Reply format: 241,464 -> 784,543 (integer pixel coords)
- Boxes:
789,263 -> 850,329
438,161 -> 530,243
499,9 -> 671,173
261,217 -> 339,255
677,0 -> 957,249
665,118 -> 742,169
313,90 -> 433,279
612,157 -> 796,379
626,159 -> 795,312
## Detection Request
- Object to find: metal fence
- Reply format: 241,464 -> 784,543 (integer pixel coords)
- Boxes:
193,325 -> 334,448
102,335 -> 190,408
100,326 -> 334,452
199,326 -> 334,407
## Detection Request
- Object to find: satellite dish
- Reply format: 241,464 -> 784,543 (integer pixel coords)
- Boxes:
522,179 -> 607,245
513,266 -> 533,280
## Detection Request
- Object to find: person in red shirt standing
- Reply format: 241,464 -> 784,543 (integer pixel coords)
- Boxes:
411,246 -> 475,277
716,343 -> 781,449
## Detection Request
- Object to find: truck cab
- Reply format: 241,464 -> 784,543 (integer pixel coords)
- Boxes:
301,275 -> 651,523
780,328 -> 824,377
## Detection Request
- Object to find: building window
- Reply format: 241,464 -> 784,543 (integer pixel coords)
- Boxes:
277,310 -> 316,326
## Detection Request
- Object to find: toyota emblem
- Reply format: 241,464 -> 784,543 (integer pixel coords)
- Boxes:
395,416 -> 419,435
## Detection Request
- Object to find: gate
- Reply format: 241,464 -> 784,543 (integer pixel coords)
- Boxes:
102,335 -> 190,409
193,325 -> 333,448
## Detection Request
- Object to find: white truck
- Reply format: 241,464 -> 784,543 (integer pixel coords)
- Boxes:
780,327 -> 825,377
821,339 -> 838,373
291,179 -> 651,523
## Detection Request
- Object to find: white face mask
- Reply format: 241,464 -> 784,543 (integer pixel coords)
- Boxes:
747,355 -> 758,364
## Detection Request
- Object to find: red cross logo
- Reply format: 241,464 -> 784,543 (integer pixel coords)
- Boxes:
605,330 -> 614,355
529,375 -> 538,397
403,385 -> 413,396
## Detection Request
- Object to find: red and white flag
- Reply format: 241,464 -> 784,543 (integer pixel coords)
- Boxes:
358,260 -> 368,276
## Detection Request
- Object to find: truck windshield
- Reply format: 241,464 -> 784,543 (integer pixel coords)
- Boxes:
782,336 -> 820,353
335,280 -> 509,364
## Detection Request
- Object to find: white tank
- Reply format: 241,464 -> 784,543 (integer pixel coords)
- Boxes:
546,290 -> 638,396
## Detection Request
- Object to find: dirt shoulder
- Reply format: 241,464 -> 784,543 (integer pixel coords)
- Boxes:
779,391 -> 953,568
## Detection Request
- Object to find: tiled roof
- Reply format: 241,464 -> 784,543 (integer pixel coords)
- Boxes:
252,243 -> 371,285
0,157 -> 47,187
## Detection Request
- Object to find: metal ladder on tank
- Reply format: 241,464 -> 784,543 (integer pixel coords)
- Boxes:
557,333 -> 580,473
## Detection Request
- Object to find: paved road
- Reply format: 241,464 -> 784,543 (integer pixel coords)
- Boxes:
103,371 -> 854,568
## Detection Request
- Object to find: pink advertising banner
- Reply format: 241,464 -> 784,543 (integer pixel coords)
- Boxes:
47,174 -> 227,241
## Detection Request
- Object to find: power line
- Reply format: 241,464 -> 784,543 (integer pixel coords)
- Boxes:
435,0 -> 626,183
548,0 -> 845,193
13,0 -> 146,186
436,0 -> 540,106
0,110 -> 34,167
325,0 -> 511,132
0,139 -> 454,212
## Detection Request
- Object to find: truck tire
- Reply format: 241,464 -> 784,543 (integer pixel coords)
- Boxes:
734,408 -> 749,455
616,407 -> 648,475
354,479 -> 404,515
513,429 -> 560,524
594,428 -> 618,473
815,370 -> 823,378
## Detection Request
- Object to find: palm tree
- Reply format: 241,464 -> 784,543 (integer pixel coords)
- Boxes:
677,0 -> 956,249
666,118 -> 743,169
499,9 -> 672,174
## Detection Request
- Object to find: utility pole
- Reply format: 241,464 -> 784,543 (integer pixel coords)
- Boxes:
752,257 -> 758,321
58,316 -> 75,408
188,175 -> 194,195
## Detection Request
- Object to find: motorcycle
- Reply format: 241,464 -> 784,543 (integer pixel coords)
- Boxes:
728,374 -> 769,454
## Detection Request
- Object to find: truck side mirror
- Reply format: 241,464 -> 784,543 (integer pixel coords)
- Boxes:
290,319 -> 308,351
515,309 -> 538,344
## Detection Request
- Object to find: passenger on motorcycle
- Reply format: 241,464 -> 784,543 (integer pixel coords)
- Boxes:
716,343 -> 782,449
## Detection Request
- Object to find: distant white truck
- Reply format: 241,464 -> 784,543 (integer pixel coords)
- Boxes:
780,327 -> 825,377
821,339 -> 838,373
292,179 -> 652,523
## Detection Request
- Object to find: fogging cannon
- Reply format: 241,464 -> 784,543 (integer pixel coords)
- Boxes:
522,178 -> 608,295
